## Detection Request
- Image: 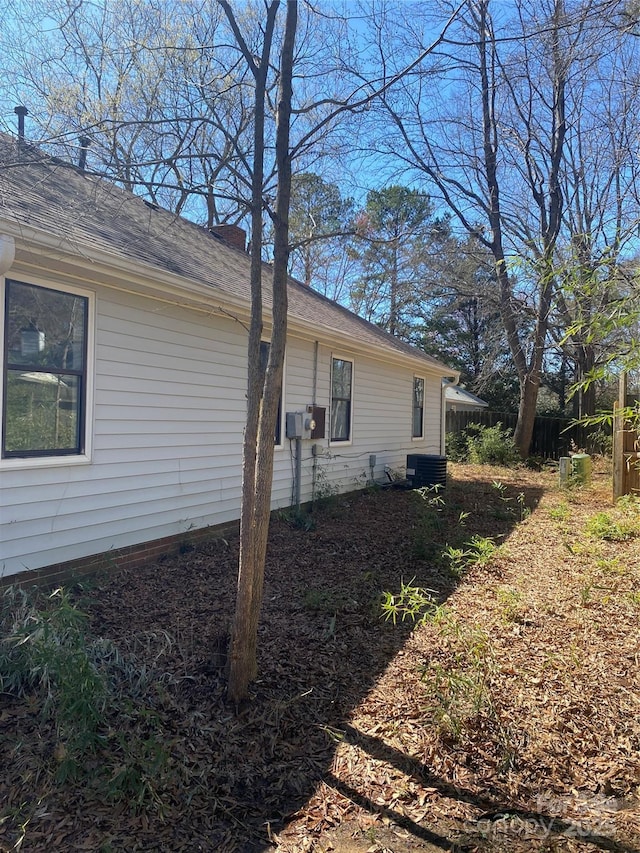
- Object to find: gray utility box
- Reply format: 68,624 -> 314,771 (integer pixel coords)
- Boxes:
286,411 -> 304,439
406,454 -> 447,489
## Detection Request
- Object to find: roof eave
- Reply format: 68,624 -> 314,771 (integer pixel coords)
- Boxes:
2,219 -> 459,377
3,220 -> 252,319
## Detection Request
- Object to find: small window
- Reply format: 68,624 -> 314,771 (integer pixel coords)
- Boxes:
331,357 -> 352,442
260,340 -> 282,445
412,376 -> 424,438
3,280 -> 88,458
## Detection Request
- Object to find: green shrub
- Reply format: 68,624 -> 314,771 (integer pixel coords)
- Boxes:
466,423 -> 518,466
445,430 -> 468,462
447,423 -> 518,466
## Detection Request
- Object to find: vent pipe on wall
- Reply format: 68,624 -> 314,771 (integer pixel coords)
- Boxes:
14,105 -> 28,140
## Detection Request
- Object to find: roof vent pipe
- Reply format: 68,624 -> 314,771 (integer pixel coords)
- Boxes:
78,136 -> 91,171
14,106 -> 28,140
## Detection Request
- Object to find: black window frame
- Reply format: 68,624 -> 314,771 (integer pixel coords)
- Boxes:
2,279 -> 89,459
330,356 -> 353,443
412,376 -> 425,439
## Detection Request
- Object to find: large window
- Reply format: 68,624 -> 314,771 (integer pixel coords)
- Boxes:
412,377 -> 425,438
3,280 -> 88,458
260,340 -> 282,445
331,357 -> 352,442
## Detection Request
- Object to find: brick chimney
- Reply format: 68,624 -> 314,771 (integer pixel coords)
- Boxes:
209,224 -> 247,252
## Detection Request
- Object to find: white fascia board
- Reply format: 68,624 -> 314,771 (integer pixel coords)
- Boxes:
4,219 -> 252,322
3,218 -> 458,379
285,317 -> 459,379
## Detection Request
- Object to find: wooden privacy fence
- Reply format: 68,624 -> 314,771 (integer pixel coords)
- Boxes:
613,374 -> 640,499
445,409 -> 592,460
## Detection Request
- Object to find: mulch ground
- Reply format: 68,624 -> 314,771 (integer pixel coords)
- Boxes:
1,462 -> 639,852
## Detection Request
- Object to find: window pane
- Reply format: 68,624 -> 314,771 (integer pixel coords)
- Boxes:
6,280 -> 86,370
3,281 -> 88,457
413,406 -> 423,438
413,378 -> 424,438
413,377 -> 424,407
331,400 -> 350,441
331,358 -> 352,441
4,370 -> 80,453
332,359 -> 352,399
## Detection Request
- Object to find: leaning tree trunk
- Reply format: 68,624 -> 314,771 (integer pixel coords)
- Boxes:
514,374 -> 540,459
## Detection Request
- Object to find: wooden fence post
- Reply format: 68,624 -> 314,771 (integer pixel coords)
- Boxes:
613,372 -> 629,502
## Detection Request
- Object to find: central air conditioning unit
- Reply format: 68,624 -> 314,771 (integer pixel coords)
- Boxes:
406,454 -> 447,489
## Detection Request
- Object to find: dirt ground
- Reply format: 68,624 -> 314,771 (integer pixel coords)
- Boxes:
1,461 -> 639,852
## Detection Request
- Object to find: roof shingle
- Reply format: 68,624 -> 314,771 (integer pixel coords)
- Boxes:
0,134 -> 453,373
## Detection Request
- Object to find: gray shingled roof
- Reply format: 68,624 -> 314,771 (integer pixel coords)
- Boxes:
0,134 -> 453,374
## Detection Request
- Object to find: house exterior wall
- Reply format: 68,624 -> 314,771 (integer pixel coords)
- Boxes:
277,337 -> 441,504
445,402 -> 488,413
1,275 -> 444,580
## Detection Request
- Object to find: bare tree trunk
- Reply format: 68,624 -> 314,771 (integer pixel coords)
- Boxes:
389,237 -> 399,336
226,0 -> 297,704
220,0 -> 274,698
478,0 -> 565,458
576,344 -> 596,418
514,374 -> 539,456
380,0 -> 573,459
476,0 -> 530,455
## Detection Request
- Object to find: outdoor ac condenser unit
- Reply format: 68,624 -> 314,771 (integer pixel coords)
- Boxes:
406,454 -> 447,489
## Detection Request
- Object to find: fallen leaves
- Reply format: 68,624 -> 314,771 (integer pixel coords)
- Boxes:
1,463 -> 639,852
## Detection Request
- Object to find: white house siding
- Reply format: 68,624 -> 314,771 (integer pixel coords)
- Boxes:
270,338 -> 443,507
1,284 -> 249,578
1,285 -> 446,579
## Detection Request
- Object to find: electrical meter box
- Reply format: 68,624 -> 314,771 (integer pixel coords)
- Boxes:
285,411 -> 304,439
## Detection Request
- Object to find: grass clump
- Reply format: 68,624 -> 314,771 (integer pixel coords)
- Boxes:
549,501 -> 570,522
443,535 -> 499,578
381,595 -> 501,746
421,607 -> 496,742
410,484 -> 448,561
496,586 -> 526,624
277,507 -> 316,531
585,512 -> 636,541
303,587 -> 355,614
0,585 -> 171,805
0,586 -> 108,780
380,578 -> 437,625
491,480 -> 530,521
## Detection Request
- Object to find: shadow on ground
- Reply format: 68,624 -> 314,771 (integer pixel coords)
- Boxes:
0,469 -> 566,852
